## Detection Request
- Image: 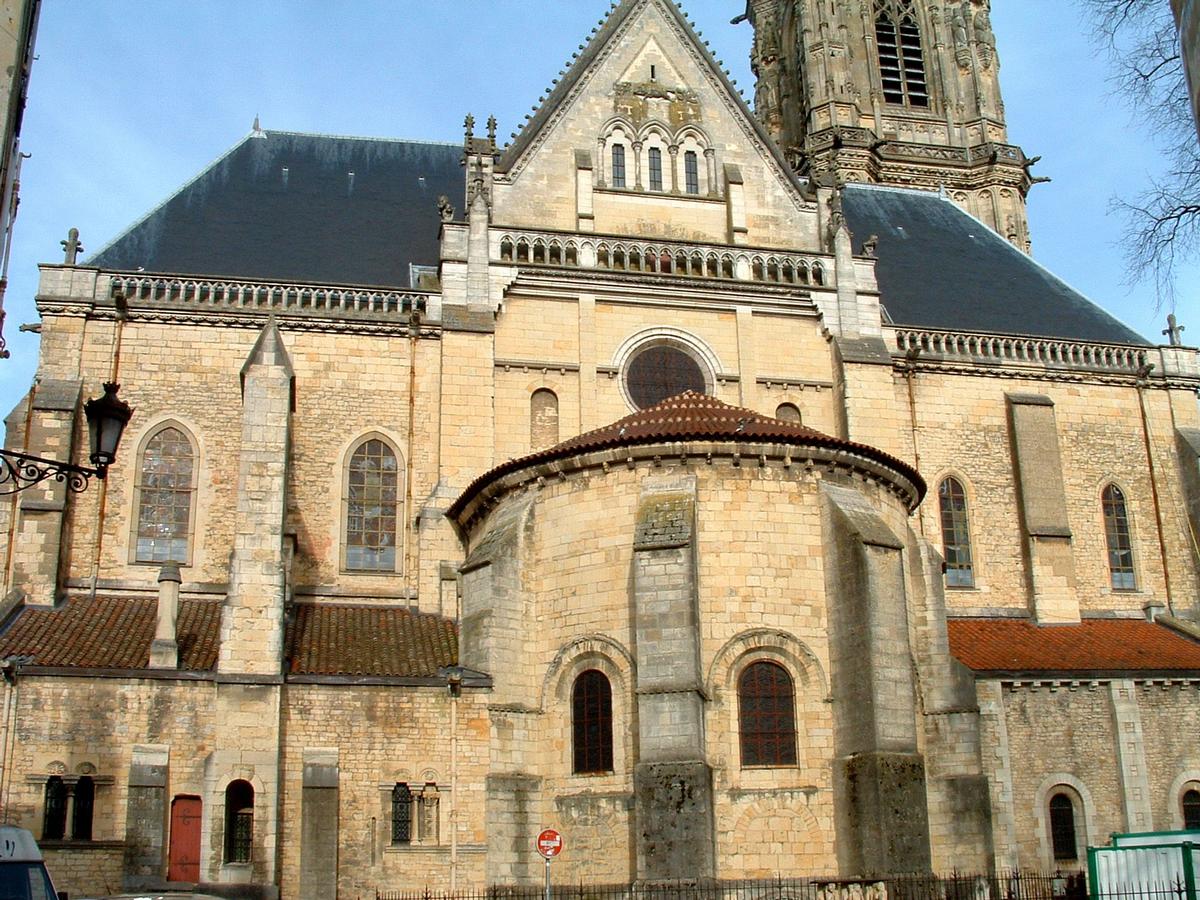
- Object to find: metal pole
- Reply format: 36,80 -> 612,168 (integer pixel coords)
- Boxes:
544,856 -> 551,900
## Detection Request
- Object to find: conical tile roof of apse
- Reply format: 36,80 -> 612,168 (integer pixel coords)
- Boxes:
449,391 -> 925,521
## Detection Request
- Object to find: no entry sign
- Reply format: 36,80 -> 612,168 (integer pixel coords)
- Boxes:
536,828 -> 563,858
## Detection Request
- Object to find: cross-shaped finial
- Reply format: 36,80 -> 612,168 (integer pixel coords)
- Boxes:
61,227 -> 83,265
464,113 -> 475,144
1164,313 -> 1186,346
486,115 -> 497,146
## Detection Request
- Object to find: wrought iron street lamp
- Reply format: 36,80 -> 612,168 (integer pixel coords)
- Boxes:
0,382 -> 133,495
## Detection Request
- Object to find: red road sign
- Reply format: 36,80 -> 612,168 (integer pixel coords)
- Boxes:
536,828 -> 563,858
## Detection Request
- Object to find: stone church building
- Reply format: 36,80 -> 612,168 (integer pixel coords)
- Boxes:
2,1 -> 1200,897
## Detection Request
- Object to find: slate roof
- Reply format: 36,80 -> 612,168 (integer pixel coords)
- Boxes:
0,595 -> 459,678
449,391 -> 925,520
842,185 -> 1149,345
88,130 -> 463,287
284,603 -> 457,678
947,618 -> 1200,675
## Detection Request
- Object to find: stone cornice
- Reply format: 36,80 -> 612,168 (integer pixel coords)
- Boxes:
452,440 -> 923,535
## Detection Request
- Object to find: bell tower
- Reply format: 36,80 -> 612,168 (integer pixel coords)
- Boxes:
741,0 -> 1039,249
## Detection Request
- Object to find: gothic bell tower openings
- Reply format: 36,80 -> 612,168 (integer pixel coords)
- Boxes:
743,0 -> 1037,250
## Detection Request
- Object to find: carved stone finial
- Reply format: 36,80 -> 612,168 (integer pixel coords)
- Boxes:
1164,313 -> 1186,347
61,227 -> 83,265
464,113 -> 475,144
437,195 -> 455,222
486,115 -> 497,147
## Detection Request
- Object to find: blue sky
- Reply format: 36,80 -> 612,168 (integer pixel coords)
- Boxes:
0,1 -> 1194,413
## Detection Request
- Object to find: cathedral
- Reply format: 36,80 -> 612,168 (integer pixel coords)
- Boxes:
2,1 -> 1200,897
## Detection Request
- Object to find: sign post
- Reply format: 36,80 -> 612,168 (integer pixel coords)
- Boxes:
535,828 -> 563,900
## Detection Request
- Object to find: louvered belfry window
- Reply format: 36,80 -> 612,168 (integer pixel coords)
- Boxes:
874,1 -> 928,106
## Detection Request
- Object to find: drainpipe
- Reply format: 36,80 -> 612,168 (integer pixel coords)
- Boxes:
1136,367 -> 1175,615
447,667 -> 462,892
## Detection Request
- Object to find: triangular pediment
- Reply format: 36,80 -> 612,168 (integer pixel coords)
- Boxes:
616,36 -> 687,88
494,0 -> 805,207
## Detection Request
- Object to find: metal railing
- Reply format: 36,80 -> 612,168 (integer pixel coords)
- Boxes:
376,870 -> 1083,900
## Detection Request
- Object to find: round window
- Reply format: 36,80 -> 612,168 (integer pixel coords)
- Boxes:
625,343 -> 707,409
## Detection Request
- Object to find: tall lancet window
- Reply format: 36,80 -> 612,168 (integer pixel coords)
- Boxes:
874,1 -> 928,106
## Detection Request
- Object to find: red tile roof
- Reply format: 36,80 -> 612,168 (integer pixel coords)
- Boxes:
450,391 -> 924,519
0,595 -> 221,671
0,596 -> 459,678
284,603 -> 457,677
948,618 -> 1200,675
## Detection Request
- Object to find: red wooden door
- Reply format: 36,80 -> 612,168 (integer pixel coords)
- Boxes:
167,795 -> 202,883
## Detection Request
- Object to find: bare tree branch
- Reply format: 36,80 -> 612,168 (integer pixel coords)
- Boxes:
1079,0 -> 1195,304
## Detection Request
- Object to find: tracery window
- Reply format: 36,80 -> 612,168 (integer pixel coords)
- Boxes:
134,425 -> 195,564
938,476 -> 974,588
1049,792 -> 1079,861
611,144 -> 626,188
1102,484 -> 1135,590
685,151 -> 699,195
624,341 -> 709,410
874,0 -> 928,106
572,669 -> 613,774
224,780 -> 253,863
648,147 -> 663,191
345,437 -> 401,572
738,661 -> 797,767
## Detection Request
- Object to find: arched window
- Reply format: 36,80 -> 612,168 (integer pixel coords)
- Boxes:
1183,789 -> 1200,829
572,670 -> 613,774
775,403 -> 801,424
738,661 -> 797,767
344,437 -> 401,572
684,151 -> 699,195
938,476 -> 974,588
134,425 -> 195,564
1102,484 -> 1135,589
42,776 -> 67,840
224,780 -> 253,863
73,776 -> 94,841
874,0 -> 928,106
1049,792 -> 1079,861
530,389 -> 559,450
611,144 -> 626,188
647,147 -> 663,191
391,782 -> 413,844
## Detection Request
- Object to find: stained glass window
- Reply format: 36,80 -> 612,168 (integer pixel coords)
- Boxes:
739,661 -> 797,767
346,439 -> 399,572
135,426 -> 194,564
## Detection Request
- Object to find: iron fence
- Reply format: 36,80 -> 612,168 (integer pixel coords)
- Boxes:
376,870 -> 1090,900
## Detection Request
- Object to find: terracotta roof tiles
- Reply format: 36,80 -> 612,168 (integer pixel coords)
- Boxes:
450,391 -> 924,519
0,596 -> 459,679
0,595 -> 221,671
948,618 -> 1200,675
284,603 -> 457,677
